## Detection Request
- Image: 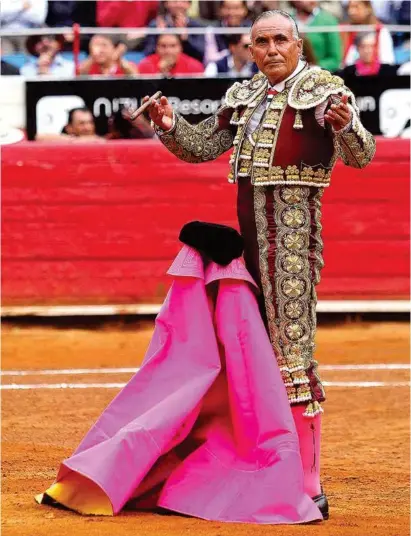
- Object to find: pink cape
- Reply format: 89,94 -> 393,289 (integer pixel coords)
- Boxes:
41,246 -> 322,524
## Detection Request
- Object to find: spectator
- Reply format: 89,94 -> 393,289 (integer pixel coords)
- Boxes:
97,1 -> 158,28
219,0 -> 252,26
64,107 -> 97,136
342,0 -> 398,23
204,1 -> 253,64
137,34 -> 204,76
106,109 -> 155,140
143,1 -> 206,63
46,0 -> 76,27
205,33 -> 257,77
344,0 -> 395,66
74,0 -> 97,26
247,1 -> 290,20
290,1 -> 342,72
79,35 -> 138,76
20,34 -> 74,76
317,1 -> 344,20
0,0 -> 48,53
96,0 -> 158,50
342,32 -> 397,75
36,107 -> 104,142
392,0 -> 410,25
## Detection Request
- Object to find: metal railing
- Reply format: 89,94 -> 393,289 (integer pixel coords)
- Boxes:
0,23 -> 409,37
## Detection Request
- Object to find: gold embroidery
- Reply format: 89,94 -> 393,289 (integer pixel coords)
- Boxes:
258,129 -> 275,145
282,207 -> 306,228
289,68 -> 345,110
282,276 -> 306,298
283,231 -> 307,252
238,160 -> 252,175
300,165 -> 332,185
285,165 -> 300,181
230,97 -> 267,183
253,187 -> 284,366
262,110 -> 281,128
311,190 -> 324,286
285,300 -> 305,319
293,109 -> 303,130
253,167 -> 270,183
160,114 -> 233,164
336,120 -> 376,169
230,109 -> 240,125
254,148 -> 271,163
224,72 -> 267,108
273,187 -> 318,406
241,138 -> 253,157
282,254 -> 304,274
269,91 -> 288,109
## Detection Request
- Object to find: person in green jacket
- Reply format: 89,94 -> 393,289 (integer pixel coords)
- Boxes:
290,1 -> 343,72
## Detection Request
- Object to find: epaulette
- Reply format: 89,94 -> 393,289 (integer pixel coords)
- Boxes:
224,72 -> 268,109
288,67 -> 347,110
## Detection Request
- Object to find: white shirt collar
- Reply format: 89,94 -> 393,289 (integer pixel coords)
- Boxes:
271,59 -> 306,92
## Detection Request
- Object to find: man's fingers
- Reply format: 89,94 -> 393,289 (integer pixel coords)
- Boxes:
326,111 -> 345,125
330,107 -> 350,121
331,102 -> 349,114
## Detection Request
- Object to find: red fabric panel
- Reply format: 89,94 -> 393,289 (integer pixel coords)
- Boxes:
1,138 -> 409,305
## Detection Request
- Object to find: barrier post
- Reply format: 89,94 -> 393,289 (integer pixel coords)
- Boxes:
73,23 -> 80,76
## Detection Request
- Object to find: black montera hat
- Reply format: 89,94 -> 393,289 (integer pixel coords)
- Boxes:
179,221 -> 244,266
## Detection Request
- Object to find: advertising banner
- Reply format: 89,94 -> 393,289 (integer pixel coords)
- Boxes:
26,74 -> 411,140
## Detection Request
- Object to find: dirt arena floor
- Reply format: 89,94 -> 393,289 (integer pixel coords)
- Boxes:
2,319 -> 410,536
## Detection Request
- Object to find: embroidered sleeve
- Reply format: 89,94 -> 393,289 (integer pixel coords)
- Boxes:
332,97 -> 376,169
154,106 -> 235,164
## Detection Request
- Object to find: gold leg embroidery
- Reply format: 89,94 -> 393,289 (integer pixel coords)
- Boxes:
254,185 -> 324,416
253,186 -> 285,363
273,187 -> 315,406
311,189 -> 324,286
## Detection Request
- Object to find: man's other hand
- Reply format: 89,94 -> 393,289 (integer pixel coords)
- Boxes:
324,95 -> 352,131
143,95 -> 174,131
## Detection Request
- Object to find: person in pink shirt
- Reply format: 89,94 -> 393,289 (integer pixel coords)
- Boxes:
137,34 -> 204,76
97,0 -> 159,28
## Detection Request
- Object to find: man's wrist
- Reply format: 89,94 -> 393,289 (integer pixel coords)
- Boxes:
332,116 -> 353,135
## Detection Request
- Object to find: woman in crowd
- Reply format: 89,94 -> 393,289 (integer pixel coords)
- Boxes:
342,32 -> 397,76
344,0 -> 395,66
204,1 -> 253,65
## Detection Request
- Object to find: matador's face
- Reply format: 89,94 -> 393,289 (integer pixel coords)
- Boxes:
249,15 -> 303,86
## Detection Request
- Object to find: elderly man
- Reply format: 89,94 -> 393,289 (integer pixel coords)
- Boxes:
139,9 -> 375,518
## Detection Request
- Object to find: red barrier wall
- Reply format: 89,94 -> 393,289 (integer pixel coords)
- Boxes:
2,138 -> 409,305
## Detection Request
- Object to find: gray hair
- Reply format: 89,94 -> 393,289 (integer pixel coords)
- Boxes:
251,10 -> 300,40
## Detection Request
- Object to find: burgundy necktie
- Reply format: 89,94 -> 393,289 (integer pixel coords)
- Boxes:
267,88 -> 279,96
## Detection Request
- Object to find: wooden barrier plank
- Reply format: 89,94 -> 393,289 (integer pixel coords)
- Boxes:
1,137 -> 409,305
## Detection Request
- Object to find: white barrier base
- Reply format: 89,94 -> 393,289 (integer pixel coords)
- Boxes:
1,300 -> 410,317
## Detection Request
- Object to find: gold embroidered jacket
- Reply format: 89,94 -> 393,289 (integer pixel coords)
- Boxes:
156,66 -> 376,188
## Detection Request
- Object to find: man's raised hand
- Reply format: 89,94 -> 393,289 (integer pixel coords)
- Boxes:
143,95 -> 174,131
324,95 -> 352,132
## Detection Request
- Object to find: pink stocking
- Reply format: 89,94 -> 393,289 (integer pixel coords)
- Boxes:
291,405 -> 322,497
